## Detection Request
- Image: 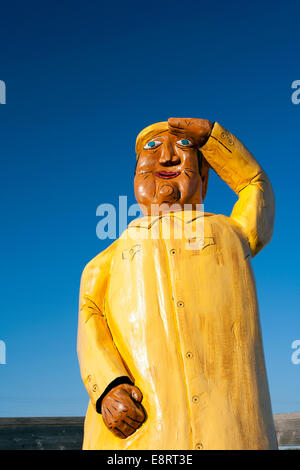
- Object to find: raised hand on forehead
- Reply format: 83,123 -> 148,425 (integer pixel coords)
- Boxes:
168,117 -> 213,148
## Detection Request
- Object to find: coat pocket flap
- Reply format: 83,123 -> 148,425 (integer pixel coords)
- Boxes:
186,236 -> 216,251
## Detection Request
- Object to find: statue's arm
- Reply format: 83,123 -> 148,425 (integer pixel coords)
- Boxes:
201,122 -> 275,256
77,242 -> 134,413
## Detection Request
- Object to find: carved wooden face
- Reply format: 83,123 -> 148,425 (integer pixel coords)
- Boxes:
134,131 -> 205,215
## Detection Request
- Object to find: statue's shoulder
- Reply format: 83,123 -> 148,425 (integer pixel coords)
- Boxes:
82,239 -> 119,278
203,212 -> 231,226
204,212 -> 248,238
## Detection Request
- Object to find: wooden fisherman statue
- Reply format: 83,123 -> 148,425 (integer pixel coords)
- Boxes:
77,118 -> 277,450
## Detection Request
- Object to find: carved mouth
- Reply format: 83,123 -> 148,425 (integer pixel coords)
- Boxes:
155,171 -> 181,179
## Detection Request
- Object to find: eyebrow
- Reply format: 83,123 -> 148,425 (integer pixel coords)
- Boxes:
147,136 -> 164,142
149,131 -> 169,140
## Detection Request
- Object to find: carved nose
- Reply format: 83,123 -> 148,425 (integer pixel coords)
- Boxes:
159,154 -> 181,166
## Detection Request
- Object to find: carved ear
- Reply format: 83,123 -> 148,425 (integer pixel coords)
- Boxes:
201,157 -> 209,200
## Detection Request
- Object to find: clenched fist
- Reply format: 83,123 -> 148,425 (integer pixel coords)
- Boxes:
101,383 -> 146,439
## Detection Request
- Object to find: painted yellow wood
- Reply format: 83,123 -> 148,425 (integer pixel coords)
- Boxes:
77,123 -> 277,450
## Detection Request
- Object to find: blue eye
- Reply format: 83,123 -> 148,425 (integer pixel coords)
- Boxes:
143,140 -> 162,150
176,139 -> 193,147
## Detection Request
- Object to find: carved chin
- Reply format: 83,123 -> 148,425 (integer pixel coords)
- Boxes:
158,183 -> 180,202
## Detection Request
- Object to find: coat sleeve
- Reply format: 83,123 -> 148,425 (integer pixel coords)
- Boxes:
77,241 -> 134,411
201,122 -> 275,257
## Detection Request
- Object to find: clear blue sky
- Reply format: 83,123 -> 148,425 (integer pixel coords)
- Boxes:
0,0 -> 299,417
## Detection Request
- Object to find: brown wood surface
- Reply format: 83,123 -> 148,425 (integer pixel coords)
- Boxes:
0,414 -> 299,450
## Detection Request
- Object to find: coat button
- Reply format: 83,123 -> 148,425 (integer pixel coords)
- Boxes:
192,395 -> 199,403
186,352 -> 193,359
92,384 -> 98,392
177,300 -> 184,308
170,249 -> 176,255
195,442 -> 203,450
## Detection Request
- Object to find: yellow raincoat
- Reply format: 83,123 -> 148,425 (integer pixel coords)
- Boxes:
77,123 -> 277,450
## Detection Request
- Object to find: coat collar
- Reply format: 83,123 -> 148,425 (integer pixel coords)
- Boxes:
128,210 -> 213,229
